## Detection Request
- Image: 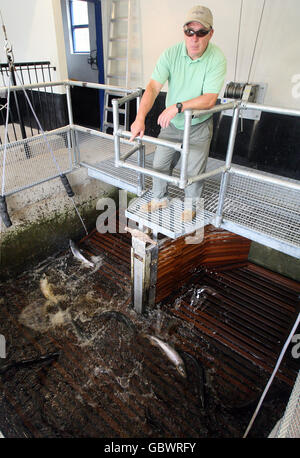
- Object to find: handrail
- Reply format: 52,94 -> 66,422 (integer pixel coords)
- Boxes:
192,100 -> 240,118
0,79 -> 139,95
112,98 -> 242,191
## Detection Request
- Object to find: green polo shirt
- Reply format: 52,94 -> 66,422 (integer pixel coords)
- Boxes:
151,41 -> 227,129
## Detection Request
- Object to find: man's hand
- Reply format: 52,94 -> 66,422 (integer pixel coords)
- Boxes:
130,118 -> 145,142
157,104 -> 178,129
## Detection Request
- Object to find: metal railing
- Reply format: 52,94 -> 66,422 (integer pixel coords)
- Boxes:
1,79 -> 300,256
0,61 -> 58,143
112,90 -> 300,231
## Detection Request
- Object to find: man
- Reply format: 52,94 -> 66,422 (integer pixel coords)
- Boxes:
130,5 -> 227,222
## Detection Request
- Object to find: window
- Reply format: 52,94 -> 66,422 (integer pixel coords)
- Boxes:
69,0 -> 90,53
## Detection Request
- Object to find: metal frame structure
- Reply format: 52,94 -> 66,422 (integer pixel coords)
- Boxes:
112,90 -> 300,259
1,79 -> 300,259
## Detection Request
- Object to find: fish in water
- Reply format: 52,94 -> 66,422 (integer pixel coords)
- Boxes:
145,335 -> 186,378
97,310 -> 136,334
0,352 -> 60,375
181,351 -> 206,409
69,239 -> 95,268
40,276 -> 59,305
125,227 -> 157,246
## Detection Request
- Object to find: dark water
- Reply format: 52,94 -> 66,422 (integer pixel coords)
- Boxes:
0,248 -> 293,438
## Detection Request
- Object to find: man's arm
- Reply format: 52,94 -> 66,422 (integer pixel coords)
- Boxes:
130,79 -> 163,141
157,93 -> 218,129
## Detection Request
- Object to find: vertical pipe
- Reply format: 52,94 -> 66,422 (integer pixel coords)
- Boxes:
225,105 -> 240,168
215,106 -> 240,227
179,109 -> 192,189
112,98 -> 120,166
94,0 -> 105,130
137,143 -> 145,195
65,83 -> 78,165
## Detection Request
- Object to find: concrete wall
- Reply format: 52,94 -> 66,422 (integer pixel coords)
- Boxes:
0,0 -> 114,277
138,0 -> 300,109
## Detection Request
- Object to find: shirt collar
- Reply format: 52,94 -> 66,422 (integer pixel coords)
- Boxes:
181,41 -> 211,62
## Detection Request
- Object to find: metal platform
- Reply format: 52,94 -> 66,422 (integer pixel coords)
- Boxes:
75,128 -> 300,257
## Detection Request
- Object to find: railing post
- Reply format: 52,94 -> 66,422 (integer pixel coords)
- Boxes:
112,98 -> 121,167
179,109 -> 192,189
215,105 -> 241,227
65,83 -> 80,166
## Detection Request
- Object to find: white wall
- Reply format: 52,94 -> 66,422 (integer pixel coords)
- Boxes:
0,0 -> 67,90
138,0 -> 300,109
0,0 -> 299,108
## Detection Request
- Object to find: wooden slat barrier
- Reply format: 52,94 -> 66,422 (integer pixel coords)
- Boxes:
156,225 -> 251,303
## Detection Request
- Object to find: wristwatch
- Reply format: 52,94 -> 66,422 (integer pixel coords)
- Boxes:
176,102 -> 183,113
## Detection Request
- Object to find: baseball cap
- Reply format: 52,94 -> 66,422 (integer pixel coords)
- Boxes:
184,5 -> 213,29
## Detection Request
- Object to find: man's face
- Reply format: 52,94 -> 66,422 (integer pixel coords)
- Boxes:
184,21 -> 213,60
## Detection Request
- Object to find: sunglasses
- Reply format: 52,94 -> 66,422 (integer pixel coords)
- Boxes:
184,27 -> 211,38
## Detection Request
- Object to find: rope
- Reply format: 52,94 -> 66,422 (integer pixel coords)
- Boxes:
234,0 -> 243,82
1,78 -> 10,197
247,0 -> 266,83
243,312 -> 300,437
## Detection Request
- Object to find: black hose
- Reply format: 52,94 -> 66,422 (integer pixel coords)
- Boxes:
0,195 -> 12,227
60,174 -> 75,197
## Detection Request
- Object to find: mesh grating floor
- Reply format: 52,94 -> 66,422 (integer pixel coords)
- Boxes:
0,127 -> 72,195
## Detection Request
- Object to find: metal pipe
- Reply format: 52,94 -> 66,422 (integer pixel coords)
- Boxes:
187,165 -> 228,185
137,143 -> 145,195
0,81 -> 63,95
65,79 -> 136,94
215,106 -> 241,226
242,101 -> 300,117
112,98 -> 121,166
72,124 -> 134,146
192,100 -> 239,118
116,160 -> 181,186
225,105 -> 241,167
4,170 -> 72,197
230,166 -> 300,192
65,84 -> 74,126
0,79 -> 137,95
179,109 -> 192,189
0,125 -> 70,149
115,89 -> 142,106
120,144 -> 141,161
118,130 -> 182,151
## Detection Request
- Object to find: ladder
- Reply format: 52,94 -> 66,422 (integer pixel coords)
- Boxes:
102,0 -> 132,133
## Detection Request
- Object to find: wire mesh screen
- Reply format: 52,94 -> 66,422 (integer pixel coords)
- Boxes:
76,129 -> 135,164
275,371 -> 300,438
223,172 -> 300,247
0,127 -> 73,196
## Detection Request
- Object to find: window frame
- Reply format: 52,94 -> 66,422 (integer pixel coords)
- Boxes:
69,0 -> 90,54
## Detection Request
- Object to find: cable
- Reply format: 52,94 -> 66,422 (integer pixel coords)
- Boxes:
243,312 -> 300,438
234,0 -> 243,82
247,0 -> 266,83
1,78 -> 10,198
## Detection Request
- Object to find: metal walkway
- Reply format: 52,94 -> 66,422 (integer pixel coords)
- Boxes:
74,126 -> 300,258
1,79 -> 300,259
